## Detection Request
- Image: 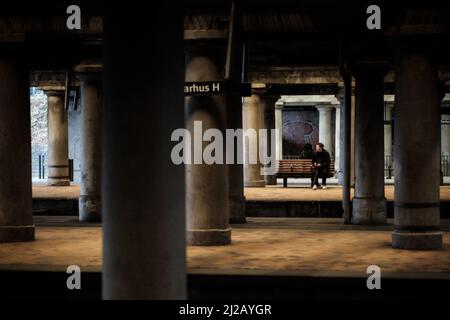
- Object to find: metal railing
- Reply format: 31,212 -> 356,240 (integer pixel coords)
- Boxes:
384,155 -> 450,178
32,153 -> 47,179
282,155 -> 303,160
281,154 -> 450,178
384,155 -> 393,179
32,153 -> 75,181
282,155 -> 336,162
442,155 -> 450,177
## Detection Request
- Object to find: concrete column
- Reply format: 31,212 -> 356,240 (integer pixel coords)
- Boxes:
341,73 -> 352,224
384,103 -> 394,177
441,113 -> 450,177
102,5 -> 186,298
225,1 -> 246,224
393,52 -> 442,249
185,42 -> 231,245
351,63 -> 387,225
43,87 -> 70,186
334,104 -> 341,179
441,114 -> 450,156
262,95 -> 278,185
316,104 -> 333,154
227,95 -> 246,224
336,92 -> 345,184
275,101 -> 284,160
350,93 -> 356,187
0,57 -> 35,242
243,94 -> 265,187
75,64 -> 102,222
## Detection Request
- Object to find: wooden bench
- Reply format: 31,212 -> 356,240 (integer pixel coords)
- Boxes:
276,159 -> 335,187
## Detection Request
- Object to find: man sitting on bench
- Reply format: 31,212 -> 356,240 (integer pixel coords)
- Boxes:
311,142 -> 331,190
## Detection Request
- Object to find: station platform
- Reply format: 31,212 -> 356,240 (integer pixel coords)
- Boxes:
32,182 -> 450,218
1,217 -> 449,299
32,181 -> 450,202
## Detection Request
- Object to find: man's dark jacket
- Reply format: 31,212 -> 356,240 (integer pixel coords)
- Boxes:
312,150 -> 331,169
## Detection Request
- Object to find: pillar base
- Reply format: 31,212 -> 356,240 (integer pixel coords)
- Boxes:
79,195 -> 101,222
245,180 -> 265,187
264,175 -> 277,185
0,225 -> 35,242
47,179 -> 70,187
352,197 -> 387,225
229,196 -> 246,224
187,228 -> 231,246
392,230 -> 443,250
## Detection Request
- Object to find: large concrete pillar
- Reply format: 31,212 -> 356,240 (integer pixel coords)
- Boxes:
0,57 -> 35,242
75,64 -> 102,222
341,73 -> 352,224
243,93 -> 265,187
334,103 -> 341,179
43,87 -> 70,186
393,52 -> 442,249
336,91 -> 345,184
185,42 -> 231,245
316,104 -> 333,154
384,103 -> 394,176
262,95 -> 278,185
227,95 -> 246,224
350,92 -> 356,187
351,63 -> 387,225
225,1 -> 246,224
275,101 -> 284,160
102,4 -> 186,298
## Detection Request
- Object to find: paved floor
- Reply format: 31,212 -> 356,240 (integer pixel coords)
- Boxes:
1,218 -> 449,278
32,183 -> 80,200
246,185 -> 357,201
247,185 -> 450,201
32,183 -> 450,202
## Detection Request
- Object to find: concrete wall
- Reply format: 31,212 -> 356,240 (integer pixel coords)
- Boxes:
282,108 -> 336,157
282,109 -> 319,156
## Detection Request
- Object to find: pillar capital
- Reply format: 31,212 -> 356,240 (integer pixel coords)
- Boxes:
74,63 -> 103,81
250,83 -> 267,96
250,84 -> 280,104
275,100 -> 284,110
40,86 -> 65,97
316,103 -> 334,113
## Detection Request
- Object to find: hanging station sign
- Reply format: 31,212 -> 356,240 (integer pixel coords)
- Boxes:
184,81 -> 251,97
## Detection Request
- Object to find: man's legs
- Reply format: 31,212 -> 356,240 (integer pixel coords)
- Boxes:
312,168 -> 319,188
